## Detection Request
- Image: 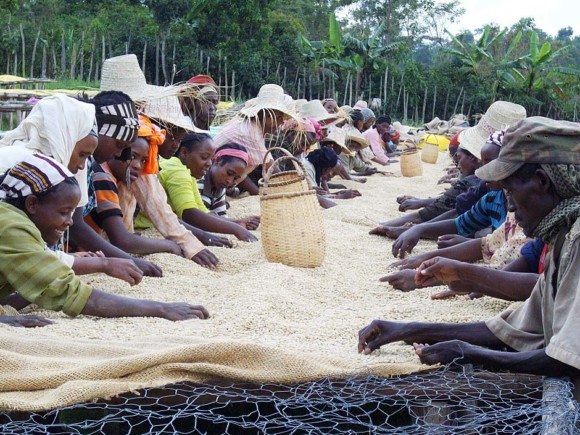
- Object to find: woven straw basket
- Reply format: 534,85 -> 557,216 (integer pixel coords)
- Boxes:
400,149 -> 423,177
260,155 -> 326,268
258,147 -> 309,195
421,141 -> 439,164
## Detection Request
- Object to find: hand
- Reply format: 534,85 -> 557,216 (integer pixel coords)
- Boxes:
234,227 -> 258,242
398,198 -> 424,212
358,320 -> 408,354
226,186 -> 240,198
73,250 -> 105,258
353,176 -> 367,184
334,189 -> 361,199
391,227 -> 422,258
396,195 -> 417,204
0,314 -> 53,328
133,258 -> 163,277
192,249 -> 220,268
430,289 -> 469,300
380,269 -> 419,291
197,231 -> 233,248
159,302 -> 210,320
105,258 -> 143,286
437,234 -> 470,249
389,253 -> 429,270
164,240 -> 183,256
413,340 -> 474,365
369,225 -> 408,239
415,257 -> 462,287
236,216 -> 261,230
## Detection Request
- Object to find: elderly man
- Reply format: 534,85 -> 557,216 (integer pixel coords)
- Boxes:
359,117 -> 580,392
182,75 -> 219,130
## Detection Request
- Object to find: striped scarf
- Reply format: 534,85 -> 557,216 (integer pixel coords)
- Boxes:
96,102 -> 139,143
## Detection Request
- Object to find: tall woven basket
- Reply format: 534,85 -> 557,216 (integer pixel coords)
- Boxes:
260,155 -> 326,268
258,147 -> 309,195
400,148 -> 423,177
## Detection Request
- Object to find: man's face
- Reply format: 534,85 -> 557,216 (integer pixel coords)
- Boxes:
501,171 -> 554,237
193,91 -> 218,129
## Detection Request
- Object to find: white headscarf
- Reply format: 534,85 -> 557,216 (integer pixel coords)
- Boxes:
0,94 -> 96,207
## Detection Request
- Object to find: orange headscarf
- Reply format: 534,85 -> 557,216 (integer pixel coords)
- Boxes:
138,114 -> 166,175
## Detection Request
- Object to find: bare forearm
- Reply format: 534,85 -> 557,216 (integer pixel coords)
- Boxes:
434,238 -> 483,262
467,347 -> 580,377
428,209 -> 458,223
404,321 -> 505,349
72,257 -> 110,275
110,232 -> 175,255
182,208 -> 244,235
70,209 -> 132,259
450,266 -> 539,301
81,289 -> 162,318
415,219 -> 458,240
238,176 -> 259,195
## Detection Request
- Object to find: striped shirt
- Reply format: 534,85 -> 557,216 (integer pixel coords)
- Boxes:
0,202 -> 92,316
455,190 -> 507,237
197,171 -> 227,216
85,162 -> 123,233
213,119 -> 271,171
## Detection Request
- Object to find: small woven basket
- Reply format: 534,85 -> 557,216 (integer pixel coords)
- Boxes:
258,147 -> 309,195
400,149 -> 423,177
260,155 -> 326,268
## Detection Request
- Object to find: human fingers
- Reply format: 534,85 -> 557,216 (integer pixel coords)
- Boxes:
11,315 -> 53,328
358,323 -> 379,353
431,290 -> 462,300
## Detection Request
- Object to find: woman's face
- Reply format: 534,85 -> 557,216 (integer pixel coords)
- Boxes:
158,126 -> 186,159
211,158 -> 247,190
94,136 -> 131,164
68,135 -> 98,173
260,110 -> 285,135
376,122 -> 390,136
109,138 -> 149,183
321,164 -> 338,181
180,138 -> 216,179
323,100 -> 338,114
25,182 -> 81,245
456,148 -> 480,177
480,142 -> 502,190
363,118 -> 375,132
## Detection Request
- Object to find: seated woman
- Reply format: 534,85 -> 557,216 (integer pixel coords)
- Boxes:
0,154 -> 209,327
159,132 -> 258,242
198,143 -> 260,229
85,135 -> 183,256
320,128 -> 367,184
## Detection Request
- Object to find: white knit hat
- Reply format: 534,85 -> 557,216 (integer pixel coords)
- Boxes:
459,101 -> 526,160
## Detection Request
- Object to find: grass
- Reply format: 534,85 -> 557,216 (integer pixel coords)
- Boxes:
44,79 -> 100,91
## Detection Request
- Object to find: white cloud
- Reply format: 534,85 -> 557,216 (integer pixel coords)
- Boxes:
446,0 -> 577,37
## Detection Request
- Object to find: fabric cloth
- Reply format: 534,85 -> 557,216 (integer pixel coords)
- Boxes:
197,171 -> 227,216
95,102 -> 139,143
213,119 -> 270,172
418,175 -> 480,222
158,157 -> 209,218
481,212 -> 530,269
0,94 -> 96,207
138,115 -> 166,176
455,180 -> 490,215
485,217 -> 580,394
131,174 -> 205,259
85,162 -> 125,234
0,202 -> 92,316
338,153 -> 367,173
82,157 -> 98,217
520,239 -> 547,273
362,128 -> 390,165
299,155 -> 317,187
0,153 -> 72,200
454,190 -> 507,237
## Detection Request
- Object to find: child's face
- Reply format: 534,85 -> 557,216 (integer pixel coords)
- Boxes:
456,148 -> 480,177
158,126 -> 186,159
26,183 -> 81,245
127,138 -> 149,182
181,138 -> 216,179
68,135 -> 98,173
211,158 -> 247,190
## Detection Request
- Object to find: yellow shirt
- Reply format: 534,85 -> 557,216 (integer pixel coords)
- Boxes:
158,157 -> 209,218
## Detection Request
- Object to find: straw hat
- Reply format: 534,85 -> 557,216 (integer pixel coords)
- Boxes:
320,127 -> 353,156
240,84 -> 297,120
353,100 -> 368,111
299,100 -> 339,125
294,99 -> 308,113
141,94 -> 205,132
459,101 -> 526,160
100,54 -> 157,100
343,125 -> 369,149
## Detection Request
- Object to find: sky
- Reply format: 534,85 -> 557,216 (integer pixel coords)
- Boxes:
445,0 -> 579,37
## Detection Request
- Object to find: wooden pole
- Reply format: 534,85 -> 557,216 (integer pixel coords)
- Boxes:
432,85 -> 437,120
343,71 -> 350,106
141,40 -> 147,80
41,44 -> 47,78
452,87 -> 463,116
443,87 -> 450,119
224,56 -> 228,101
30,29 -> 40,78
422,87 -> 427,123
79,31 -> 85,80
383,67 -> 388,111
155,35 -> 160,85
19,23 -> 25,77
231,70 -> 235,102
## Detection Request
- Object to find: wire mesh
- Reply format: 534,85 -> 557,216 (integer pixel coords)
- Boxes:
1,364 -> 579,434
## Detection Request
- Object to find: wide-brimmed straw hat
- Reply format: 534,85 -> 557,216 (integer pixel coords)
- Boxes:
459,101 -> 526,160
320,127 -> 354,156
240,84 -> 296,120
100,54 -> 157,100
299,100 -> 339,125
141,94 -> 205,132
343,125 -> 369,149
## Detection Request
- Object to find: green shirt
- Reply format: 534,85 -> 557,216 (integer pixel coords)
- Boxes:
0,203 -> 92,316
339,153 -> 367,173
158,157 -> 209,218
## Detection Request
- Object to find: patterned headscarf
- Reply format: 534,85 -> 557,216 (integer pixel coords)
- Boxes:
361,108 -> 376,123
95,101 -> 139,143
532,164 -> 580,242
138,115 -> 167,175
488,130 -> 505,147
0,154 -> 73,200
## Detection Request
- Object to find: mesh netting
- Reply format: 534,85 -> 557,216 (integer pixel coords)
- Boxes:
1,364 -> 579,434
